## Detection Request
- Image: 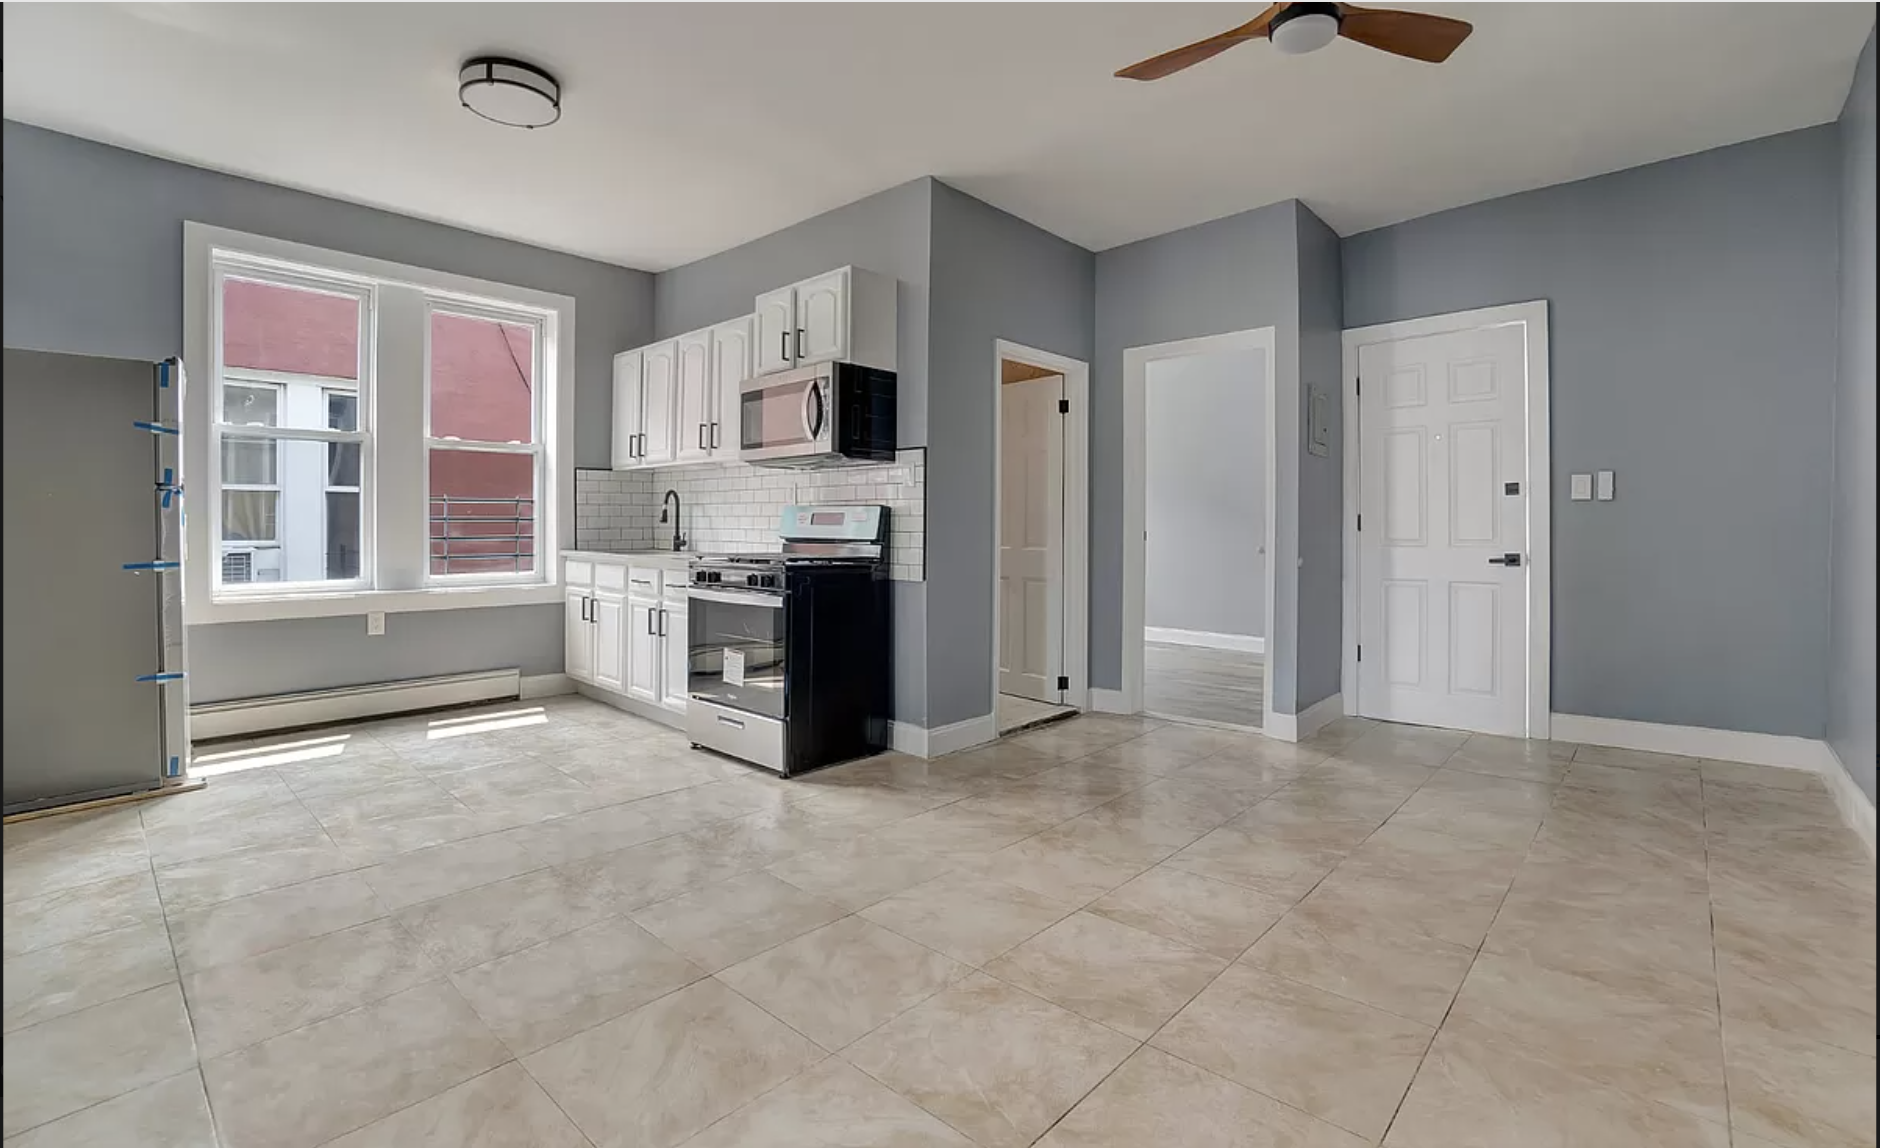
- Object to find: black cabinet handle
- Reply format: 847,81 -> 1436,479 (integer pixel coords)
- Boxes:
658,608 -> 668,637
797,327 -> 806,357
579,596 -> 589,623
699,423 -> 708,451
710,422 -> 721,449
646,607 -> 656,635
780,331 -> 789,361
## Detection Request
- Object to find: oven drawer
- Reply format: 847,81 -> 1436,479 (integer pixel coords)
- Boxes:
686,697 -> 785,774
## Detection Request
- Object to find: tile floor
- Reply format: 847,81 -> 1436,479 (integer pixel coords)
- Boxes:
3,698 -> 1875,1148
996,694 -> 1077,736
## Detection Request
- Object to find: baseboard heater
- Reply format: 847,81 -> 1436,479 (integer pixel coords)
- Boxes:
190,669 -> 522,741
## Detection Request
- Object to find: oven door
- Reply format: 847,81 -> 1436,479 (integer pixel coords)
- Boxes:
739,368 -> 831,464
687,586 -> 788,719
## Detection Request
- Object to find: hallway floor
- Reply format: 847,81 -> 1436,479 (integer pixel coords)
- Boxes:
4,699 -> 1874,1147
1143,641 -> 1266,729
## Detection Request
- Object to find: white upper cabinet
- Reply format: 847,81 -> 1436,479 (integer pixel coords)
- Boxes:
792,269 -> 848,366
640,340 -> 678,466
753,287 -> 796,376
674,330 -> 713,463
710,315 -> 753,460
610,349 -> 643,469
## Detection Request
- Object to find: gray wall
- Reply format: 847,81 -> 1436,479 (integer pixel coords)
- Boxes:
926,182 -> 1096,726
1294,207 -> 1345,711
1830,31 -> 1877,801
3,121 -> 654,703
1145,350 -> 1267,638
652,178 -> 935,724
1343,127 -> 1842,739
1094,199 -> 1308,714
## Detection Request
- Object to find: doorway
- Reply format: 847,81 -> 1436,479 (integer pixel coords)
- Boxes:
1341,301 -> 1552,738
993,341 -> 1090,735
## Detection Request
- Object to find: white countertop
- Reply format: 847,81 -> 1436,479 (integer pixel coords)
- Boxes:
560,549 -> 695,570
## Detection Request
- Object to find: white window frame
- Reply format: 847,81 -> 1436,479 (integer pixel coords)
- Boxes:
184,222 -> 576,625
322,386 -> 364,582
218,378 -> 284,549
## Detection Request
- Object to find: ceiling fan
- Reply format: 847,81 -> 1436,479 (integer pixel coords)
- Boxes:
1115,2 -> 1473,80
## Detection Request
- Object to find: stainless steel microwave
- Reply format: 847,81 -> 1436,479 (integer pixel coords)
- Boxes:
738,362 -> 897,468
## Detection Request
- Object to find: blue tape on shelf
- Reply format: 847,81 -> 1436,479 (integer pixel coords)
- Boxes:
158,362 -> 171,389
166,755 -> 181,778
121,561 -> 182,571
135,672 -> 187,683
156,467 -> 184,509
133,421 -> 180,436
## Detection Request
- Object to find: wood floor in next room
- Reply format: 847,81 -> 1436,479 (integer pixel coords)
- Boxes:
2,697 -> 1874,1148
1144,640 -> 1266,728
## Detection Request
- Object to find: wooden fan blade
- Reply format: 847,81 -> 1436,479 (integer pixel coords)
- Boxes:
1336,5 -> 1472,63
1115,5 -> 1284,81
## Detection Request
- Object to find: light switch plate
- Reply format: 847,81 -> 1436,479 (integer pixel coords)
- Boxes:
1596,471 -> 1615,501
1570,473 -> 1594,501
366,611 -> 386,636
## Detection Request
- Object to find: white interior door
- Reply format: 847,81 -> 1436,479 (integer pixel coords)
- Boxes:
1357,322 -> 1529,736
1000,374 -> 1065,704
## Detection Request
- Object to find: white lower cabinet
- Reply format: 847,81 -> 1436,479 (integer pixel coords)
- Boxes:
565,589 -> 595,684
565,556 -> 690,722
626,594 -> 662,704
592,590 -> 627,694
661,603 -> 689,713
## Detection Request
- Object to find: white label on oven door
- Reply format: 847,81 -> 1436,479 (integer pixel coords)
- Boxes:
723,648 -> 746,687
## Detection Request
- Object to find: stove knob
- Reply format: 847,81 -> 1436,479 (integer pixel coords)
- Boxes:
709,571 -> 721,584
762,574 -> 779,588
745,573 -> 760,587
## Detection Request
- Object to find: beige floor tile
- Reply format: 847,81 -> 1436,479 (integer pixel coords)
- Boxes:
1232,794 -> 1397,848
1562,761 -> 1703,802
1697,759 -> 1825,793
553,752 -> 717,803
4,918 -> 177,1032
1484,898 -> 1719,1016
766,834 -> 957,910
719,916 -> 968,1049
563,826 -> 775,912
2,983 -> 199,1137
301,776 -> 469,830
450,915 -> 704,1055
1570,744 -> 1702,772
323,1063 -> 589,1148
1244,899 -> 1477,1026
1063,788 -> 1240,858
630,871 -> 846,971
1005,719 -> 1142,760
936,740 -> 1066,782
1339,725 -> 1468,768
681,1056 -> 972,1147
984,911 -> 1225,1039
167,872 -> 387,973
202,980 -> 509,1148
143,802 -> 330,867
1151,963 -> 1434,1141
152,833 -> 358,914
1723,1018 -> 1878,1148
844,972 -> 1137,1148
498,799 -> 693,869
1037,1046 -> 1367,1148
1207,736 -> 1334,770
181,917 -> 440,1057
1074,729 -> 1221,773
354,832 -> 544,912
1444,734 -> 1575,784
787,783 -> 963,828
1386,769 -> 1553,847
320,808 -> 519,863
865,801 -> 1059,860
1164,822 -> 1351,901
523,978 -> 821,1148
1088,865 -> 1292,959
139,770 -> 299,832
1164,752 -> 1310,800
961,831 -> 1153,906
1448,951 -> 1728,1125
394,865 -> 626,970
435,760 -> 609,822
3,869 -> 164,958
1,1069 -> 216,1148
1297,716 -> 1378,752
1384,1017 -> 1731,1148
1315,824 -> 1526,947
3,812 -> 151,904
273,753 -> 429,802
861,871 -> 1076,966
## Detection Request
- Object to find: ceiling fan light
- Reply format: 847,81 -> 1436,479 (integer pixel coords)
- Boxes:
1269,8 -> 1341,55
459,57 -> 560,129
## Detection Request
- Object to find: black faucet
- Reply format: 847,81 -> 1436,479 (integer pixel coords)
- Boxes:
659,489 -> 686,552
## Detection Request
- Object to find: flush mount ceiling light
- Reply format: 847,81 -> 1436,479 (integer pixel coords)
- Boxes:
458,56 -> 560,129
1267,3 -> 1342,55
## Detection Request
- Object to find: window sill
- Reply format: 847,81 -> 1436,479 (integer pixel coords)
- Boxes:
189,582 -> 564,625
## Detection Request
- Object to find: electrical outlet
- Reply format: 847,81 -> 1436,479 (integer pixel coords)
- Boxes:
366,611 -> 386,636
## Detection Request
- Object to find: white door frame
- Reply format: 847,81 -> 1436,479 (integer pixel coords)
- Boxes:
992,340 -> 1091,715
1122,327 -> 1278,730
1340,301 -> 1552,739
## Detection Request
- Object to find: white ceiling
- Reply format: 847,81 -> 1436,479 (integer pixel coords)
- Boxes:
4,3 -> 1871,271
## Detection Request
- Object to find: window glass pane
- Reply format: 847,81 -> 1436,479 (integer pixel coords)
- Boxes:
429,449 -> 536,576
429,311 -> 535,444
223,383 -> 279,427
222,490 -> 278,542
326,392 -> 358,432
223,276 -> 359,380
326,492 -> 361,579
327,443 -> 361,488
221,437 -> 277,485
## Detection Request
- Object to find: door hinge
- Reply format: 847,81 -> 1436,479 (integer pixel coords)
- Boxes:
1058,399 -> 1070,414
1056,675 -> 1069,691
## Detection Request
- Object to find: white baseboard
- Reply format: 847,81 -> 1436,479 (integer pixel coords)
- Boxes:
1144,627 -> 1265,655
1088,688 -> 1132,715
1821,744 -> 1878,860
191,669 -> 523,741
892,714 -> 999,759
1549,713 -> 1835,772
1263,692 -> 1344,744
520,673 -> 575,699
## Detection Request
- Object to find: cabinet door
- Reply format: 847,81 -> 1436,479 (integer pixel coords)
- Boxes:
709,316 -> 753,459
611,349 -> 643,469
640,340 -> 678,466
626,596 -> 661,703
753,287 -> 796,376
565,591 -> 595,683
793,269 -> 849,366
592,591 -> 627,693
661,605 -> 690,712
674,331 -> 713,463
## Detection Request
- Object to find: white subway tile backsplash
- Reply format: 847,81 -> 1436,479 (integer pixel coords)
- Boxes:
574,450 -> 925,581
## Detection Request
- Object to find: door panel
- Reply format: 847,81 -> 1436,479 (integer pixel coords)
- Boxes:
999,374 -> 1065,703
611,350 -> 642,468
710,316 -> 752,458
674,332 -> 713,462
1357,323 -> 1528,736
626,597 -> 660,703
662,606 -> 689,712
793,271 -> 847,366
640,341 -> 678,465
754,288 -> 795,375
565,591 -> 594,684
593,592 -> 626,693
